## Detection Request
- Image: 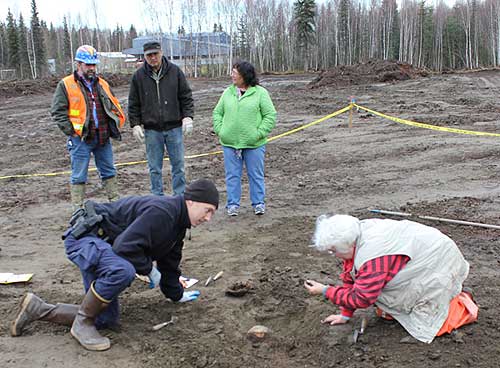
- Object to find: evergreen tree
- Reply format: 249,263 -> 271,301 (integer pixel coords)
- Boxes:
338,0 -> 349,64
47,22 -> 60,73
0,22 -> 8,67
236,16 -> 250,60
30,0 -> 47,77
417,2 -> 434,68
17,13 -> 30,78
443,10 -> 464,69
71,26 -> 79,66
62,16 -> 72,72
390,6 -> 400,60
6,8 -> 19,72
125,24 -> 137,49
293,0 -> 316,70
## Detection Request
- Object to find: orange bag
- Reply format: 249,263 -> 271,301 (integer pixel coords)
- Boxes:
437,291 -> 478,336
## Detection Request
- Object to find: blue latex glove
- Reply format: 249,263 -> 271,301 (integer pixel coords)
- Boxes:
148,267 -> 161,289
177,290 -> 201,303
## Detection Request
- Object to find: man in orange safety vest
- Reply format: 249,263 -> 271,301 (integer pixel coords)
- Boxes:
51,45 -> 126,211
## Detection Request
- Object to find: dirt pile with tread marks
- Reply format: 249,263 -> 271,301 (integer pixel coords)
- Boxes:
309,59 -> 429,88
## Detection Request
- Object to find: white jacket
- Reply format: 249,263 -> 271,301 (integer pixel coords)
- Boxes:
353,219 -> 469,343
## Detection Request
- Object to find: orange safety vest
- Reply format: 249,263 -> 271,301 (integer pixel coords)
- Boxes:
62,75 -> 126,137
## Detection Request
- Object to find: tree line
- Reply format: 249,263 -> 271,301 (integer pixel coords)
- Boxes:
0,0 -> 137,78
1,0 -> 499,79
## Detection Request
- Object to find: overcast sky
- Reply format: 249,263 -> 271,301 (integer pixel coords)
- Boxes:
1,0 -> 457,31
1,0 -> 149,29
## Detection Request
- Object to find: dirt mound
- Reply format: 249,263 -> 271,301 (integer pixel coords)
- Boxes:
0,73 -> 131,99
100,72 -> 132,88
0,76 -> 60,98
309,59 -> 428,88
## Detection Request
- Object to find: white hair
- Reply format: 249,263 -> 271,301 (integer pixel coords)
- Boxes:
312,214 -> 360,253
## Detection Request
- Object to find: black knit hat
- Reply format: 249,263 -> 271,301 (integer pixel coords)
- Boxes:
184,179 -> 219,209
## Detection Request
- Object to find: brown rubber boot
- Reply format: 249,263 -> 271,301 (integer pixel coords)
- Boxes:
10,293 -> 79,336
70,183 -> 86,211
102,176 -> 119,202
70,286 -> 111,351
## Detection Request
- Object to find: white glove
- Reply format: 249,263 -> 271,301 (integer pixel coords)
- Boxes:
177,290 -> 200,303
148,267 -> 161,289
182,117 -> 193,135
132,125 -> 144,143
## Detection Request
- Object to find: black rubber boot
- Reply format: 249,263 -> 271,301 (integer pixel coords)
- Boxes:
10,293 -> 79,337
70,286 -> 111,351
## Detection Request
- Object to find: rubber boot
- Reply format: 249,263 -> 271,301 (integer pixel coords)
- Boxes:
70,183 -> 86,211
10,293 -> 79,337
102,176 -> 119,202
70,285 -> 111,351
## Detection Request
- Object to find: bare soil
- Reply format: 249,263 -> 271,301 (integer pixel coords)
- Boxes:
309,59 -> 429,88
1,64 -> 500,368
0,73 -> 131,98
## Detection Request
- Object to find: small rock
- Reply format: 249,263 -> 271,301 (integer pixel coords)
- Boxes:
399,336 -> 419,344
247,325 -> 271,343
428,352 -> 441,360
451,330 -> 465,343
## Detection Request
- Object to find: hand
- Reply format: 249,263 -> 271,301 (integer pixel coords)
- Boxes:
321,314 -> 349,325
148,267 -> 161,289
177,290 -> 200,303
182,117 -> 193,135
304,279 -> 327,296
179,277 -> 188,289
132,125 -> 144,143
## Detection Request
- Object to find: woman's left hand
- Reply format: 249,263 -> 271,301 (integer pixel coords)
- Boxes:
304,279 -> 326,295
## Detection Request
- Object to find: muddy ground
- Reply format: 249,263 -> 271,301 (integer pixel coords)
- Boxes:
1,67 -> 500,368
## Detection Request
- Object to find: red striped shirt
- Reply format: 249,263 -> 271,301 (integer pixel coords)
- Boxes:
324,254 -> 410,318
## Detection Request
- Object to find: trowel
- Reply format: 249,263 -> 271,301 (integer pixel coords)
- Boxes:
352,316 -> 368,343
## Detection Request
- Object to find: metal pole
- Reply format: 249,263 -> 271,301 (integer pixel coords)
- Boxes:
369,209 -> 500,230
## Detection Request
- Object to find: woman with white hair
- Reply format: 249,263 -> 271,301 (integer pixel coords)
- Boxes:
304,214 -> 478,343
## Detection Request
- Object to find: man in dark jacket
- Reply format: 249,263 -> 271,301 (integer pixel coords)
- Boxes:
52,45 -> 126,210
128,41 -> 194,196
10,179 -> 219,352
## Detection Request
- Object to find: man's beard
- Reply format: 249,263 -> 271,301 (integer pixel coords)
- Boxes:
83,70 -> 96,80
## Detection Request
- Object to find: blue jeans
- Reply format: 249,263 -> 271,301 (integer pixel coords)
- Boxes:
223,145 -> 266,208
145,127 -> 185,196
66,135 -> 116,184
64,235 -> 136,329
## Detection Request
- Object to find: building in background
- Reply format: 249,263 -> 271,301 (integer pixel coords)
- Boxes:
98,52 -> 137,74
123,32 -> 231,77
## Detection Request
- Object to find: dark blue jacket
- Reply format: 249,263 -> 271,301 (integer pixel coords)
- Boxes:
94,195 -> 190,301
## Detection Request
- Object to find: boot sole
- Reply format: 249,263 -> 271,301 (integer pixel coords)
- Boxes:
70,327 -> 111,351
10,293 -> 34,337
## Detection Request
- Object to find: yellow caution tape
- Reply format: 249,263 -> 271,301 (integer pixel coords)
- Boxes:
268,105 -> 352,142
0,106 -> 350,181
5,102 -> 499,181
354,103 -> 500,137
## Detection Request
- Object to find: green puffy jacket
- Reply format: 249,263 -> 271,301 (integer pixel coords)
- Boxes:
213,84 -> 277,149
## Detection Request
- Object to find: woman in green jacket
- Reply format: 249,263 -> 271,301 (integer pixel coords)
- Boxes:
213,61 -> 277,216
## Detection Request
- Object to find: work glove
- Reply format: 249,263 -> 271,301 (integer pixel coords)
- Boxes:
148,267 -> 161,289
132,125 -> 145,143
177,290 -> 200,303
182,117 -> 193,135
